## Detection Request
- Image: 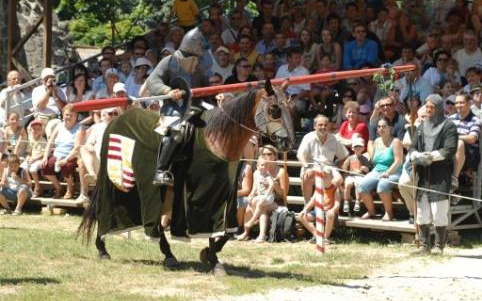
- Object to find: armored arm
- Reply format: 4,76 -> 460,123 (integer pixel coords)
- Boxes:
144,57 -> 173,96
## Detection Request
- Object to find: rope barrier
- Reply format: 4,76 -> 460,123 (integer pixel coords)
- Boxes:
239,158 -> 482,203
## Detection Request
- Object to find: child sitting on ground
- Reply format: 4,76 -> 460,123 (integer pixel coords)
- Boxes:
19,119 -> 47,197
0,155 -> 32,215
341,137 -> 370,214
296,166 -> 341,244
243,157 -> 277,230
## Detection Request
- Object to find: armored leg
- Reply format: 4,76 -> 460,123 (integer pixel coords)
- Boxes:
153,132 -> 182,186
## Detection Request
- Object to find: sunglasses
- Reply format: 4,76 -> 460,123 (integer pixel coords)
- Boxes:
107,111 -> 119,116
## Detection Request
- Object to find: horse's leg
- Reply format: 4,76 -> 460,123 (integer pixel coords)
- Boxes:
159,228 -> 179,267
95,235 -> 111,260
200,236 -> 229,276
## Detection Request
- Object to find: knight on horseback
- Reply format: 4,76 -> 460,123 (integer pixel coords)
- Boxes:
143,27 -> 209,186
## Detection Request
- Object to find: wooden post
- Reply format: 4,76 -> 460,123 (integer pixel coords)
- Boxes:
7,0 -> 16,71
43,0 -> 53,67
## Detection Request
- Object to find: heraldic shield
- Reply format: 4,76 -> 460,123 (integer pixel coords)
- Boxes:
107,134 -> 136,192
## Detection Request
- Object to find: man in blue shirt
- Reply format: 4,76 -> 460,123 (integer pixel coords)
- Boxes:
343,23 -> 378,70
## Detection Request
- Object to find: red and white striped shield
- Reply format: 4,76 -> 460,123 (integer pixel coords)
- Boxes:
314,165 -> 325,253
107,134 -> 136,192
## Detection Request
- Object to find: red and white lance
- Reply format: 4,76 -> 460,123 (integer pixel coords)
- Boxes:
314,165 -> 325,253
71,65 -> 416,112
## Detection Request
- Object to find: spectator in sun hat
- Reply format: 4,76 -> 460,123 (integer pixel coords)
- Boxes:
125,57 -> 152,98
31,67 -> 67,119
444,94 -> 457,116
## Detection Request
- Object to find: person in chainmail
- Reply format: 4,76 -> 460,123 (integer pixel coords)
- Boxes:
411,94 -> 458,255
143,27 -> 210,186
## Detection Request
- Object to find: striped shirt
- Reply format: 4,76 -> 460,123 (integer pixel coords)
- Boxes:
449,111 -> 481,149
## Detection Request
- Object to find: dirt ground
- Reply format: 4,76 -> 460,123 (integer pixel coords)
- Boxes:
214,246 -> 482,301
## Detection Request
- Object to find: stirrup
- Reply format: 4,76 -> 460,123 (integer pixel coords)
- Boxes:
153,170 -> 174,186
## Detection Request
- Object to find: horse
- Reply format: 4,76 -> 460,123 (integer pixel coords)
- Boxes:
78,79 -> 294,275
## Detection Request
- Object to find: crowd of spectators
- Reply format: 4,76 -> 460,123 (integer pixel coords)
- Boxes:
0,0 -> 481,245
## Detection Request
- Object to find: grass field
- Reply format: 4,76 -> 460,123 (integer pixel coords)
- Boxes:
1,213 -> 417,301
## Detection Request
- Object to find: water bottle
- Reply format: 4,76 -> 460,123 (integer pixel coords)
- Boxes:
54,157 -> 63,173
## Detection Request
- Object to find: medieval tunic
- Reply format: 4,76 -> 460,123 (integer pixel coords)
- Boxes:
413,119 -> 458,203
95,108 -> 238,239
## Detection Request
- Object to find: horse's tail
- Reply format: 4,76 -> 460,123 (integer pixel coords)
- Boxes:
77,186 -> 99,243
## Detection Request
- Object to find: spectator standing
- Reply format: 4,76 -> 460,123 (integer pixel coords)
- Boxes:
411,94 -> 458,255
297,115 -> 348,203
343,23 -> 378,70
171,0 -> 199,33
221,10 -> 242,47
0,71 -> 25,125
359,117 -> 403,221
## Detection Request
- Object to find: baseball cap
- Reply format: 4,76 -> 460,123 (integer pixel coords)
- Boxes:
134,57 -> 153,69
41,68 -> 55,80
470,84 -> 481,94
113,82 -> 127,93
352,137 -> 365,148
446,95 -> 456,104
215,46 -> 230,54
105,68 -> 119,78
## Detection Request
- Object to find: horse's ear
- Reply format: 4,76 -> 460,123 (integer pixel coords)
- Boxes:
281,79 -> 290,92
265,78 -> 275,96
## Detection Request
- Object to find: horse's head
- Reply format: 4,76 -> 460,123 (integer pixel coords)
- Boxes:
254,78 -> 295,152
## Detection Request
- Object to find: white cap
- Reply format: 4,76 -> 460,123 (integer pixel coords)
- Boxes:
113,82 -> 127,93
105,68 -> 119,78
352,137 -> 365,147
216,46 -> 230,54
134,57 -> 153,69
41,68 -> 55,80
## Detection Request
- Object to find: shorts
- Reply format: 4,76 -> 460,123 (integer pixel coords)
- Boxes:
237,196 -> 248,209
463,145 -> 480,171
345,175 -> 362,187
0,185 -> 32,201
42,155 -> 78,178
20,160 -> 43,173
358,170 -> 400,194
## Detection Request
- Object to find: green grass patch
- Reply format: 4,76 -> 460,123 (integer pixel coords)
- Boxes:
1,214 -> 414,300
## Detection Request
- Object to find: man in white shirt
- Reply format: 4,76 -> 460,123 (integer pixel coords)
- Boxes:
453,30 -> 482,77
31,68 -> 67,117
210,46 -> 234,82
0,70 -> 25,125
297,114 -> 349,203
275,47 -> 310,131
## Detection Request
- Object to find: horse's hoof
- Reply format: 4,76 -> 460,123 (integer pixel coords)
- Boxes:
213,263 -> 227,276
99,253 -> 111,260
163,256 -> 179,268
199,247 -> 209,264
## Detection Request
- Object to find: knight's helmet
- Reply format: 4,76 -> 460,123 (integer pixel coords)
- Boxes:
178,27 -> 206,58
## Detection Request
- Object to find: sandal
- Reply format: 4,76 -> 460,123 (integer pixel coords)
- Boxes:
236,234 -> 250,241
63,192 -> 74,199
32,188 -> 41,198
382,213 -> 394,222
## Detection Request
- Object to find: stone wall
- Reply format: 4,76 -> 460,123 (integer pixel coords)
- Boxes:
0,0 -> 76,82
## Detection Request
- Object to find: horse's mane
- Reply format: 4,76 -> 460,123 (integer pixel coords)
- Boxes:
204,89 -> 257,148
